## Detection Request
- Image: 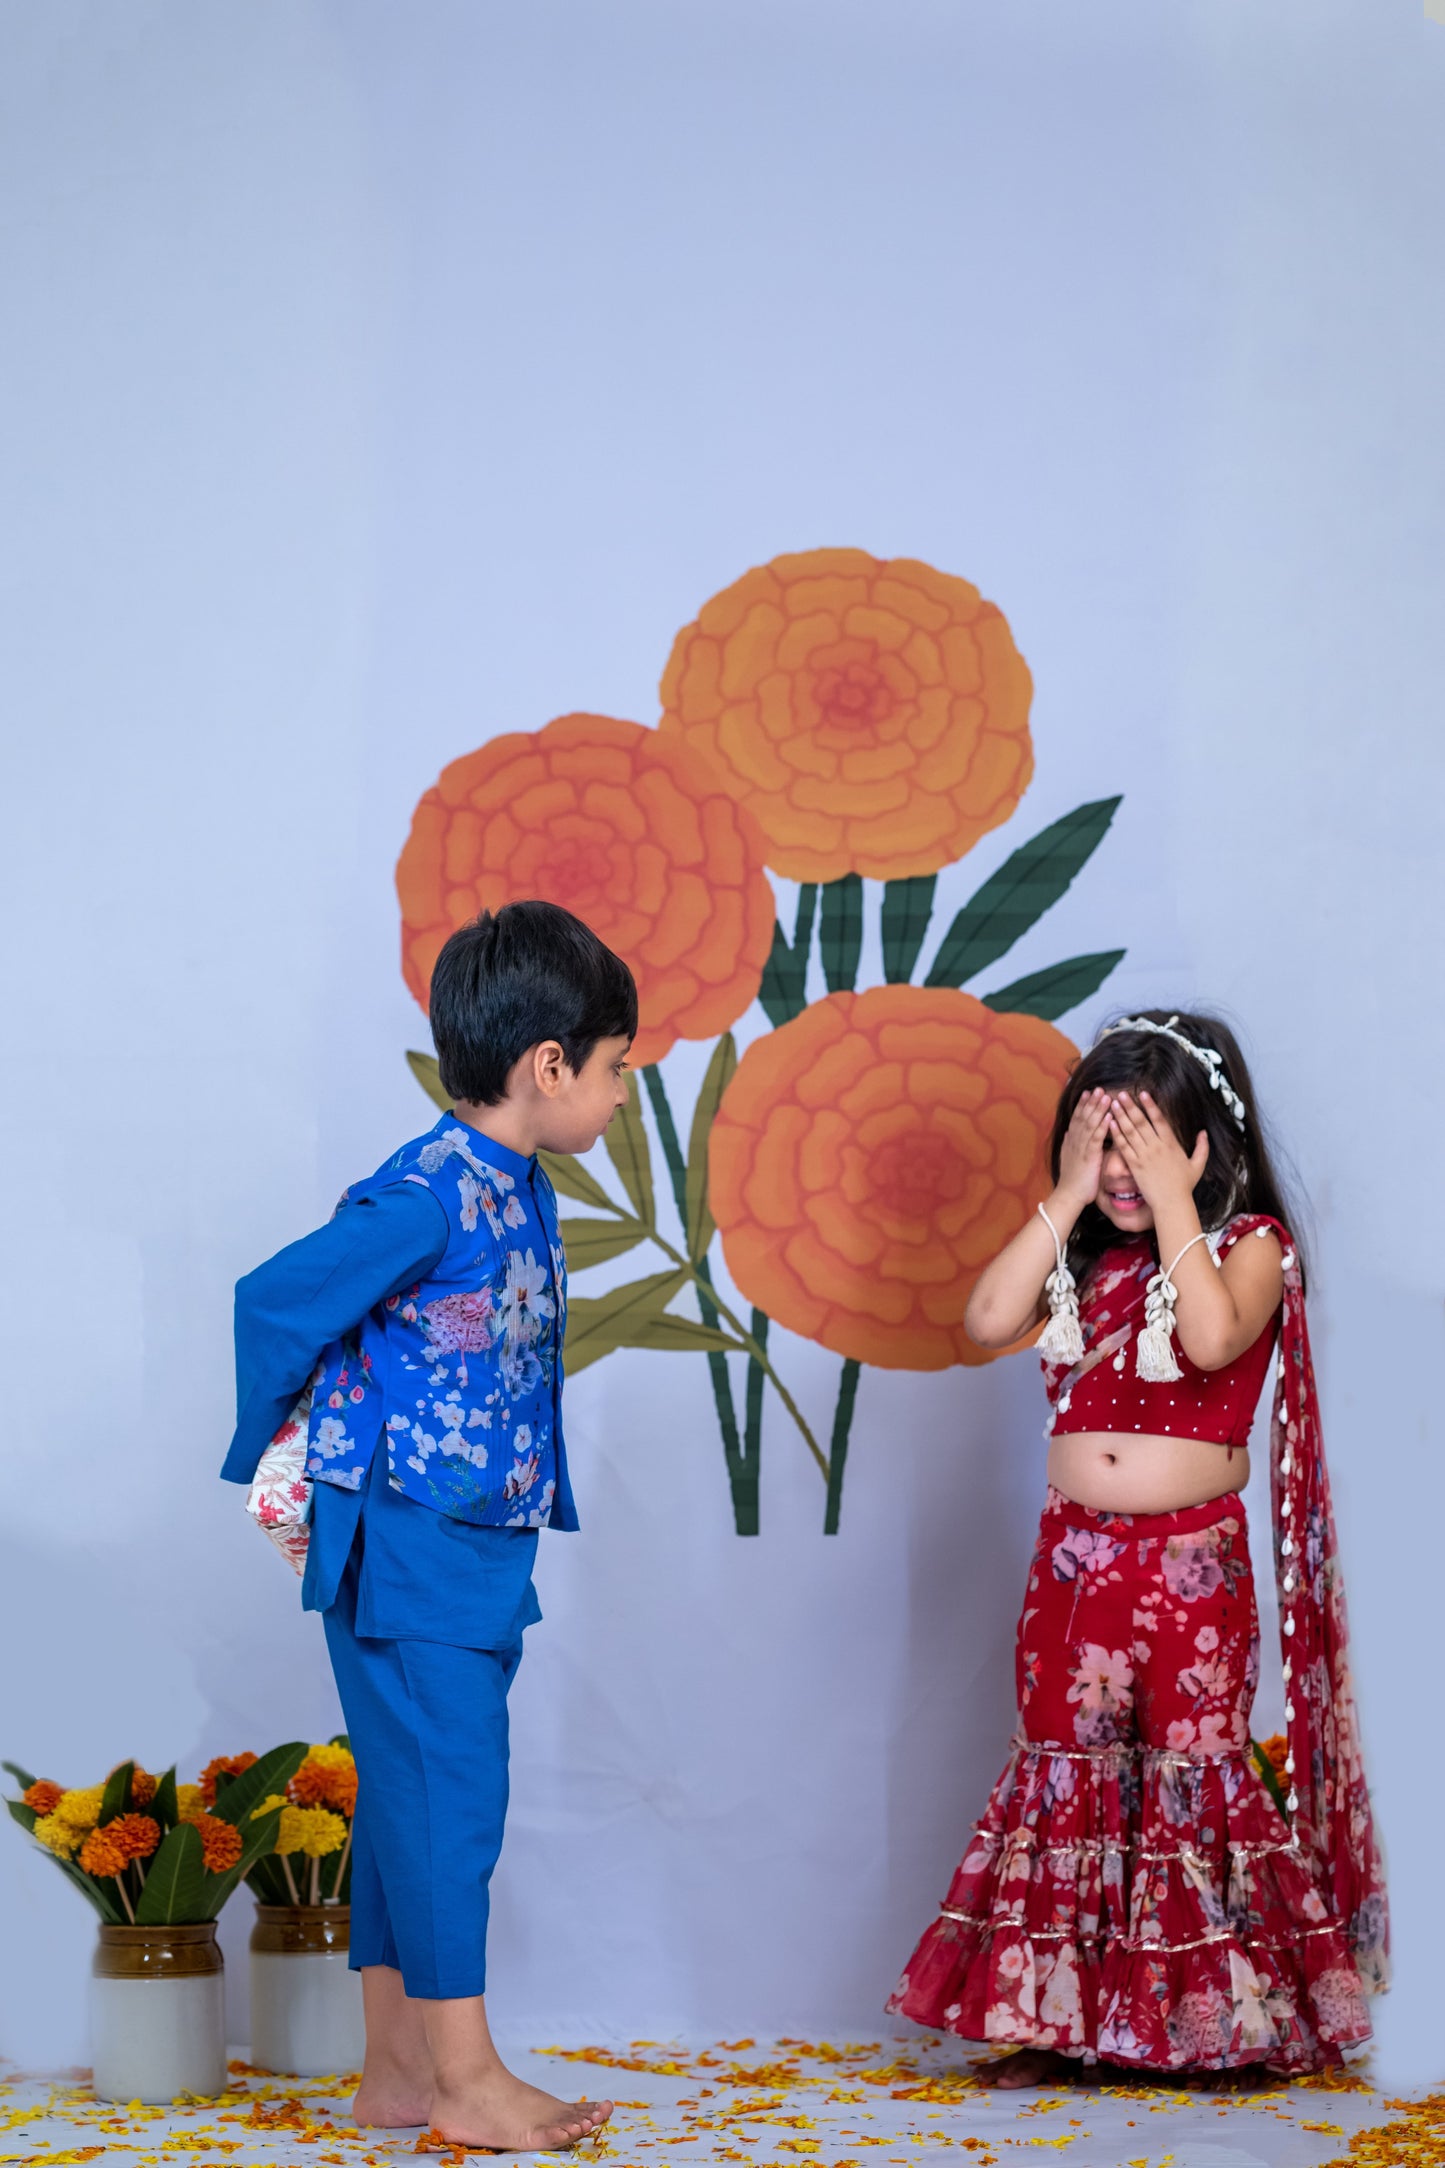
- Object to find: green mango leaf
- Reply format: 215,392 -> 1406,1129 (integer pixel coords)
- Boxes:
539,1149 -> 619,1214
881,874 -> 937,984
152,1768 -> 178,1829
604,1074 -> 654,1229
406,1049 -> 452,1111
200,1798 -> 289,1916
134,1822 -> 207,1925
982,950 -> 1126,1021
926,798 -> 1123,988
7,1798 -> 37,1833
558,1216 -> 649,1270
329,1734 -> 350,1751
563,1269 -> 689,1374
685,1034 -> 737,1261
819,874 -> 864,993
2,1761 -> 38,1793
758,887 -> 818,1028
622,1314 -> 748,1358
8,1801 -> 126,1920
243,1853 -> 293,1904
207,1742 -> 309,1829
99,1761 -> 134,1827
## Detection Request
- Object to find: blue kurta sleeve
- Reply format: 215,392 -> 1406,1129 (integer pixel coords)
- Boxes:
222,1182 -> 449,1484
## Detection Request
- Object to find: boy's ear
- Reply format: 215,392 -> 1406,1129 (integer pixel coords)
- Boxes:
531,1039 -> 568,1098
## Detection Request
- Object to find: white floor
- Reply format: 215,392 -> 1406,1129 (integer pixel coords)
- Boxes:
2,2037 -> 1435,2168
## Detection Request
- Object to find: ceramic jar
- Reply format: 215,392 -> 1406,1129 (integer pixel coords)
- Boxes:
90,1922 -> 227,2103
249,1904 -> 364,2077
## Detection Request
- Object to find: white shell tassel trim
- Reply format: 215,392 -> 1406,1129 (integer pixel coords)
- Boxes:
1134,1230 -> 1210,1382
1036,1203 -> 1084,1363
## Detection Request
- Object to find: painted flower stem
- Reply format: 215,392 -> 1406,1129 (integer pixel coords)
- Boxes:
823,1359 -> 861,1535
641,1064 -> 762,1531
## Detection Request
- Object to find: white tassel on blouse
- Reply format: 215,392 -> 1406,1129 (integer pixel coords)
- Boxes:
1135,1229 -> 1214,1382
1036,1203 -> 1084,1364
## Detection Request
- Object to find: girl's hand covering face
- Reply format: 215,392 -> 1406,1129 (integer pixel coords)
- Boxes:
1109,1089 -> 1209,1210
1057,1087 -> 1113,1208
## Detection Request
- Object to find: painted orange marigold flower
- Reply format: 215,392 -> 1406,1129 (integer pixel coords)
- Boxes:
79,1826 -> 129,1878
194,1815 -> 244,1873
395,714 -> 776,1068
106,1813 -> 161,1863
710,987 -> 1075,1371
199,1752 -> 258,1808
1258,1733 -> 1290,1785
659,549 -> 1034,883
22,1781 -> 63,1816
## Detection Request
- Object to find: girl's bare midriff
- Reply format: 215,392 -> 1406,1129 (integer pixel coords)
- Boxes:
1047,1430 -> 1250,1515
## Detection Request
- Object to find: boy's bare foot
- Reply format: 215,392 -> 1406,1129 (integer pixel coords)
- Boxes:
431,2072 -> 614,2151
352,2072 -> 433,2129
975,2048 -> 1078,2090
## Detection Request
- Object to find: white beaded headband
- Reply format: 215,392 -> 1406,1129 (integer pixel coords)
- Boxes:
1093,1014 -> 1247,1131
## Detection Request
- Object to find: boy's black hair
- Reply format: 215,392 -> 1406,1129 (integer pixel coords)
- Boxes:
1049,1007 -> 1308,1292
429,901 -> 637,1106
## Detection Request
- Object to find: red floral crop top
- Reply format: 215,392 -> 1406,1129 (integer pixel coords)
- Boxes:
1043,1218 -> 1291,1447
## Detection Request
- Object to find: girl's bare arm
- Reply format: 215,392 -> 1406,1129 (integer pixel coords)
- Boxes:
965,1088 -> 1113,1347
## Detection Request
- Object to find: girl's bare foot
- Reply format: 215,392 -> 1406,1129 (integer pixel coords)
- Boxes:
431,2072 -> 614,2151
352,2071 -> 433,2129
975,2048 -> 1079,2090
353,1966 -> 433,2127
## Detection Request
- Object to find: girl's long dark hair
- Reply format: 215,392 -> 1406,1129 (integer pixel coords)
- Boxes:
1049,1009 -> 1307,1291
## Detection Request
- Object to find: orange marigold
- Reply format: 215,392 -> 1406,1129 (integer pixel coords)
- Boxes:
194,1815 -> 244,1873
78,1826 -> 129,1878
130,1770 -> 158,1807
106,1813 -> 161,1863
289,1762 -> 357,1819
395,714 -> 776,1068
1258,1733 -> 1290,1785
199,1752 -> 258,1807
22,1781 -> 63,1816
659,548 -> 1034,882
710,987 -> 1075,1370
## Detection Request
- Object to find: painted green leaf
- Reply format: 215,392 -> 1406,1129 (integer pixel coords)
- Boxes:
99,1761 -> 134,1828
1251,1738 -> 1289,1820
558,1216 -> 649,1270
152,1768 -> 178,1829
925,797 -> 1123,988
819,874 -> 864,993
685,1034 -> 737,1261
2,1760 -> 37,1793
982,950 -> 1126,1021
200,1798 -> 289,1917
406,1049 -> 451,1112
563,1268 -> 689,1374
539,1149 -> 618,1214
604,1073 -> 655,1229
134,1822 -> 207,1925
208,1742 -> 309,1830
881,874 -> 937,984
622,1314 -> 748,1358
758,887 -> 819,1027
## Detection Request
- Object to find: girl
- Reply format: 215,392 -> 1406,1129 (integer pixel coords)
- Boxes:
889,1012 -> 1387,2084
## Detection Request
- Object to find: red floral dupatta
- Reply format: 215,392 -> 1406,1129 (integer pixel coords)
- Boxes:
1259,1218 -> 1390,1994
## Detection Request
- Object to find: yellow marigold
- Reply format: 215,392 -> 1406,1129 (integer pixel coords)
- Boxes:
395,713 -> 776,1067
31,1812 -> 81,1858
194,1815 -> 244,1873
79,1825 -> 129,1878
130,1770 -> 158,1807
710,986 -> 1075,1370
199,1752 -> 258,1807
275,1805 -> 347,1860
22,1781 -> 63,1816
176,1784 -> 205,1823
106,1813 -> 161,1863
659,548 -> 1034,882
249,1793 -> 290,1821
53,1786 -> 105,1833
289,1746 -> 358,1820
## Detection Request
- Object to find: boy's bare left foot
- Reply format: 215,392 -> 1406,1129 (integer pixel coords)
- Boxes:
431,2073 -> 614,2151
353,2071 -> 433,2128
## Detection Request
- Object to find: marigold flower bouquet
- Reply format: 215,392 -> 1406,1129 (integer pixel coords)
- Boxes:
3,1744 -> 307,1924
242,1737 -> 356,1907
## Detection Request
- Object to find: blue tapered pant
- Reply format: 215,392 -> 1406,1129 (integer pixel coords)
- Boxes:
314,1445 -> 540,1999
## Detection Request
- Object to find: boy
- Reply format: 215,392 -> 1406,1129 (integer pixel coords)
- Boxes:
222,901 -> 632,2149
